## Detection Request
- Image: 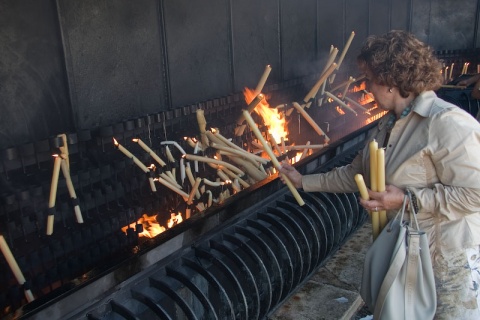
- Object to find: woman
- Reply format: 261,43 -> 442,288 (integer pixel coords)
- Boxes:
280,30 -> 480,319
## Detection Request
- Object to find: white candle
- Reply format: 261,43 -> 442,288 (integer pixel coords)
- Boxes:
161,141 -> 187,155
180,157 -> 186,184
165,145 -> 175,163
377,148 -> 387,230
337,31 -> 355,69
242,110 -> 305,206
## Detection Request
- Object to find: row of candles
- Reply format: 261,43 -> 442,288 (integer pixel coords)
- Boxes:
354,139 -> 386,241
1,29 -> 361,306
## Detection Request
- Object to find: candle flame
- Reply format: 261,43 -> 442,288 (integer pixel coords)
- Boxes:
132,138 -> 139,142
243,88 -> 287,143
113,138 -> 119,146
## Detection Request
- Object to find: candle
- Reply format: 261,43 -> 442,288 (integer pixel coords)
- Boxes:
449,63 -> 454,80
184,154 -> 244,176
341,76 -> 355,99
336,31 -> 355,70
0,235 -> 35,302
187,177 -> 202,205
164,145 -> 175,163
222,167 -> 250,188
269,133 -> 282,156
303,62 -> 338,107
237,94 -> 265,125
254,65 -> 272,96
292,102 -> 330,142
324,91 -> 357,115
48,156 -> 62,208
343,96 -> 368,112
60,160 -> 84,224
369,139 -> 380,240
180,157 -> 186,184
203,178 -> 224,187
206,190 -> 213,207
133,138 -> 167,167
286,143 -> 325,150
196,109 -> 210,149
114,139 -> 156,192
213,143 -> 267,165
46,155 -> 62,235
160,141 -> 187,155
243,110 -> 305,206
156,177 -> 189,201
354,174 -> 369,200
377,148 -> 387,230
160,173 -> 182,189
300,141 -> 311,161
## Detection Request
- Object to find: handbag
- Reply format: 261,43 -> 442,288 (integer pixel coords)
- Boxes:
360,190 -> 437,319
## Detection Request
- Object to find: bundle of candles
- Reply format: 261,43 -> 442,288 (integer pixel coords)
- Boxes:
354,139 -> 386,240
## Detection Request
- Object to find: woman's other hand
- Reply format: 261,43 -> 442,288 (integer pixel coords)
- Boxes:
358,184 -> 405,212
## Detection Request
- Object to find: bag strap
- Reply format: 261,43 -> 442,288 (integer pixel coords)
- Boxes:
405,231 -> 421,319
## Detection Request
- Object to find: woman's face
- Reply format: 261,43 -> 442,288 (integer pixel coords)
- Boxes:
364,69 -> 395,111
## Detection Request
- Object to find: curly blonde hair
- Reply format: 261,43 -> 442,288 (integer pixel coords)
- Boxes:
357,30 -> 443,98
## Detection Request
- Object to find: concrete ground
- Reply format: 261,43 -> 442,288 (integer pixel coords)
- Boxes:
269,221 -> 373,320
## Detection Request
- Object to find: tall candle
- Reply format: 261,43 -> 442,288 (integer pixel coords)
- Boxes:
187,177 -> 202,205
377,148 -> 387,230
369,140 -> 380,240
185,154 -> 244,176
46,155 -> 62,235
254,65 -> 272,96
243,110 -> 305,206
292,102 -> 330,142
61,160 -> 84,224
180,157 -> 186,184
336,31 -> 355,69
0,235 -> 34,302
156,177 -> 189,201
165,145 -> 175,163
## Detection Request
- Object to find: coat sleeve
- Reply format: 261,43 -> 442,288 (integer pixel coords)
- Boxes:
410,108 -> 480,218
301,150 -> 365,193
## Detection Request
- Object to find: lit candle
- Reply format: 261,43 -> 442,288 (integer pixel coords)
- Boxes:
113,139 -> 156,192
324,91 -> 358,115
254,65 -> 272,96
354,174 -> 369,200
237,94 -> 265,125
292,102 -> 330,142
206,190 -> 213,207
133,138 -> 166,167
0,235 -> 35,302
300,141 -> 311,161
243,110 -> 305,206
377,148 -> 387,230
286,143 -> 325,150
269,133 -> 282,156
46,155 -> 62,235
185,163 -> 201,199
203,178 -> 224,187
60,160 -> 84,224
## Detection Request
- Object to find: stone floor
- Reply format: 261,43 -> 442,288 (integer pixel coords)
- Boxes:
269,221 -> 374,320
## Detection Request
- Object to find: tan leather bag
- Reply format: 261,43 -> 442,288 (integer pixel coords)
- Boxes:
360,191 -> 436,319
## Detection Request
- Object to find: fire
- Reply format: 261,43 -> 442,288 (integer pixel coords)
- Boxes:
121,214 -> 166,238
243,88 -> 287,143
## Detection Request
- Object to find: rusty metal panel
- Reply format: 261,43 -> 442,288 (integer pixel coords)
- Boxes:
57,0 -> 166,129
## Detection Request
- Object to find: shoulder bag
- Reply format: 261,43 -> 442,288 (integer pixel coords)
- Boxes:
360,190 -> 436,319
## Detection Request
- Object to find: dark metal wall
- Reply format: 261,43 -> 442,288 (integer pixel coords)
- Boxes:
1,0 -> 479,149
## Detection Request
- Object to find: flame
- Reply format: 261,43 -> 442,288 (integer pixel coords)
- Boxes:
243,88 -> 287,143
113,138 -> 119,146
121,214 -> 166,238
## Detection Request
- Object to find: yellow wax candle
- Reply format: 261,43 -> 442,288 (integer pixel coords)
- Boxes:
242,110 -> 305,206
354,174 -> 369,200
377,148 -> 387,230
133,138 -> 166,167
369,140 -> 378,192
187,177 -> 202,205
48,156 -> 62,208
336,31 -> 355,69
60,160 -> 84,224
